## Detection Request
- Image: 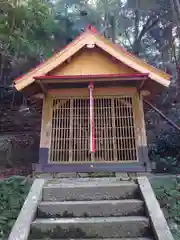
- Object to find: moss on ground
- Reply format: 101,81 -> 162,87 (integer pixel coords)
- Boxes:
0,176 -> 31,239
151,176 -> 180,240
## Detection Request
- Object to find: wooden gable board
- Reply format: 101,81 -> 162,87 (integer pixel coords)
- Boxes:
50,48 -> 138,76
14,28 -> 171,91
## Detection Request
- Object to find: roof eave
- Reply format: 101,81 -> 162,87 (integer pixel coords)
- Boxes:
149,73 -> 171,87
13,28 -> 171,91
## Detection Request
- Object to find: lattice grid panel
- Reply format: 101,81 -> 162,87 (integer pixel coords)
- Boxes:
114,97 -> 137,162
49,96 -> 137,163
50,99 -> 70,163
49,98 -> 90,163
94,97 -> 137,162
72,99 -> 90,162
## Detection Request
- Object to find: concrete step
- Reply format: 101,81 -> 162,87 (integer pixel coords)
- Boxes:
38,199 -> 144,218
45,177 -> 135,185
31,238 -> 153,240
31,216 -> 150,238
43,180 -> 139,201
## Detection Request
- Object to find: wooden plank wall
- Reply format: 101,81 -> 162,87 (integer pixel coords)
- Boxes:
49,49 -> 137,76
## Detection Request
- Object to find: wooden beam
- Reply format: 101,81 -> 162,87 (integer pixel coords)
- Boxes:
36,77 -> 147,84
31,93 -> 44,99
137,80 -> 145,91
144,100 -> 180,132
141,90 -> 150,96
37,80 -> 47,95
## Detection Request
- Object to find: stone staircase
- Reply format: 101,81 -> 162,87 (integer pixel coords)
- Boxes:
9,177 -> 174,240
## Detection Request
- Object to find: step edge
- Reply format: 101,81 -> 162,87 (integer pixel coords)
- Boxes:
32,216 -> 150,224
44,184 -> 138,189
39,199 -> 144,206
31,238 -> 153,240
44,182 -> 138,188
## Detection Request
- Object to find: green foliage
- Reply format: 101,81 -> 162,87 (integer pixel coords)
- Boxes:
151,177 -> 180,240
0,0 -> 53,57
0,0 -> 78,86
0,176 -> 31,239
149,129 -> 180,173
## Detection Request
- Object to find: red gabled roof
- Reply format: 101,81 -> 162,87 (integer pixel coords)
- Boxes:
14,25 -> 171,91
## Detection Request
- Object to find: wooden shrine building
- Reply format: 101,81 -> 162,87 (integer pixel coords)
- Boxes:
14,26 -> 171,173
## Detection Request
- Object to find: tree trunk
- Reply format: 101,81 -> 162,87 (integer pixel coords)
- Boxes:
132,0 -> 141,55
170,0 -> 180,92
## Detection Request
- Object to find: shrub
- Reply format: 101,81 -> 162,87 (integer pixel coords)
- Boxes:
149,129 -> 180,173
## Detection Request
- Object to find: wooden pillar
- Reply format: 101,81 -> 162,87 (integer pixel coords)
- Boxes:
138,94 -> 151,171
39,95 -> 52,165
133,92 -> 150,171
133,94 -> 141,162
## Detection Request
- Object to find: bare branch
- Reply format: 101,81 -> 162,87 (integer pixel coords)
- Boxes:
124,30 -> 133,48
138,15 -> 160,41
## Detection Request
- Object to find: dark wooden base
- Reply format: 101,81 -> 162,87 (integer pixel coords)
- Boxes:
35,162 -> 146,173
38,147 -> 150,173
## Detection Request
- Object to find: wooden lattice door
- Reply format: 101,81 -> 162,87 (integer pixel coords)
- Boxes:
49,96 -> 137,163
94,97 -> 137,162
50,98 -> 90,163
